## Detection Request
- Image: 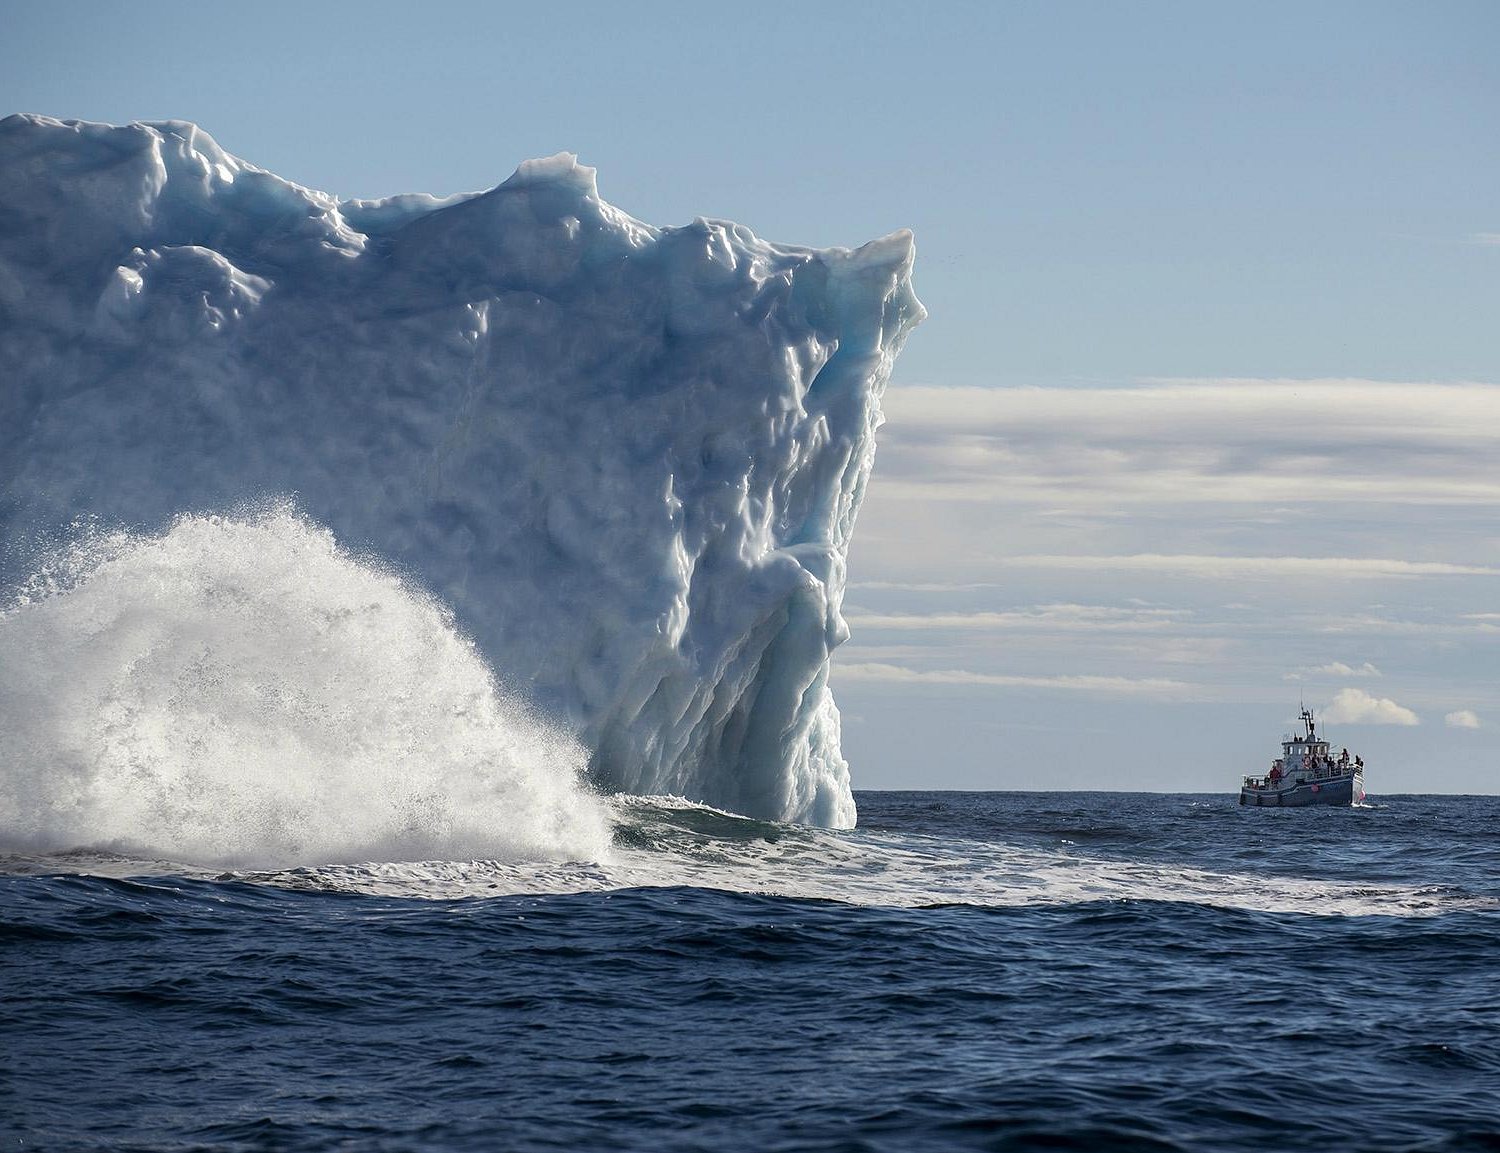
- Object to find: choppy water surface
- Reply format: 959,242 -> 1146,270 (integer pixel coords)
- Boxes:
4,791 -> 1498,1152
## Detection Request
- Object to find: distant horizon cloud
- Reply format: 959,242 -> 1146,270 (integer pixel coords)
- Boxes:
1445,710 -> 1482,729
844,375 -> 1498,792
832,662 -> 1193,697
873,379 -> 1500,509
846,580 -> 1000,593
1470,232 -> 1500,247
1284,661 -> 1382,681
1321,687 -> 1420,726
844,604 -> 1187,633
998,555 -> 1500,580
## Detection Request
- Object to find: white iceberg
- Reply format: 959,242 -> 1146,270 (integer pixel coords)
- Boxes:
0,115 -> 924,827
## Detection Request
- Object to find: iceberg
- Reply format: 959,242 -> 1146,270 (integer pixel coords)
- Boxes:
0,115 -> 924,827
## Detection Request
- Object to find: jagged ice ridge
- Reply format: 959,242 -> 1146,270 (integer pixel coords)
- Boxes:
0,116 -> 924,827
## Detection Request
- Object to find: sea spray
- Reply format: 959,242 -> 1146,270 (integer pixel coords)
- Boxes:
0,504 -> 612,866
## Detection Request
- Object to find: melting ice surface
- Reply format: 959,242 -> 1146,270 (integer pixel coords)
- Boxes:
0,115 -> 925,829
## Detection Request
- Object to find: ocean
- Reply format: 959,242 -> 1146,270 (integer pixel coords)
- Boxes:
4,790 -> 1497,1152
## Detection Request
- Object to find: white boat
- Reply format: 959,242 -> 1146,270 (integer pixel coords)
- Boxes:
1240,708 -> 1366,807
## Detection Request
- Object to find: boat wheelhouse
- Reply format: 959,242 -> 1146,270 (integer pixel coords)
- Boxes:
1240,708 -> 1365,807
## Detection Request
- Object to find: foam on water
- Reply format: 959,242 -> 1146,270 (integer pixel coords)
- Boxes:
8,795 -> 1486,918
0,505 -> 612,867
286,797 -> 1488,916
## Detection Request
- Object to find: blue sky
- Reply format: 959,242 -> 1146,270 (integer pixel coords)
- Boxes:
5,1 -> 1498,791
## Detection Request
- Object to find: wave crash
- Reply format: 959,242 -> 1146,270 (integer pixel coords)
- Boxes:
0,506 -> 613,867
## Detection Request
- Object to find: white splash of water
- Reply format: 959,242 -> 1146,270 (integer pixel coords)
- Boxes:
0,505 -> 612,867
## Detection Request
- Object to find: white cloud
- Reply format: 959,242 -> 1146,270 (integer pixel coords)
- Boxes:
843,378 -> 1498,786
1470,233 -> 1500,247
1292,612 -> 1500,638
873,380 -> 1500,507
844,604 -> 1187,632
1445,710 -> 1482,729
832,661 -> 1193,697
1284,661 -> 1382,680
847,580 -> 1000,593
998,555 -> 1500,580
1321,687 -> 1419,726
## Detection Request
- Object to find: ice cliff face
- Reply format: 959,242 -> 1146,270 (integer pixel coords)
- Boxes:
0,115 -> 923,827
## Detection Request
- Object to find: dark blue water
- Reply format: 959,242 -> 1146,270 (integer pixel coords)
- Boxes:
4,792 -> 1498,1152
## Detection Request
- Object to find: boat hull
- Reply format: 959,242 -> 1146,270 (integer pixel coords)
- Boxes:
1240,771 -> 1362,807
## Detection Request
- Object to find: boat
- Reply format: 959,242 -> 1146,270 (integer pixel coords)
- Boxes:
1240,707 -> 1366,807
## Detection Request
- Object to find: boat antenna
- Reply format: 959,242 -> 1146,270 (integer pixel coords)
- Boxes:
1300,699 -> 1317,739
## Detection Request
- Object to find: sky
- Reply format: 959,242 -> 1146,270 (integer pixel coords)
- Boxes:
4,0 -> 1498,792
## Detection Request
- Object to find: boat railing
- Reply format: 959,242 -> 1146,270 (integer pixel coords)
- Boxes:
1244,759 -> 1362,790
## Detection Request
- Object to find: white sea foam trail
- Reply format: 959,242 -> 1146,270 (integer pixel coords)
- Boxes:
122,797 -> 1480,918
0,505 -> 612,867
